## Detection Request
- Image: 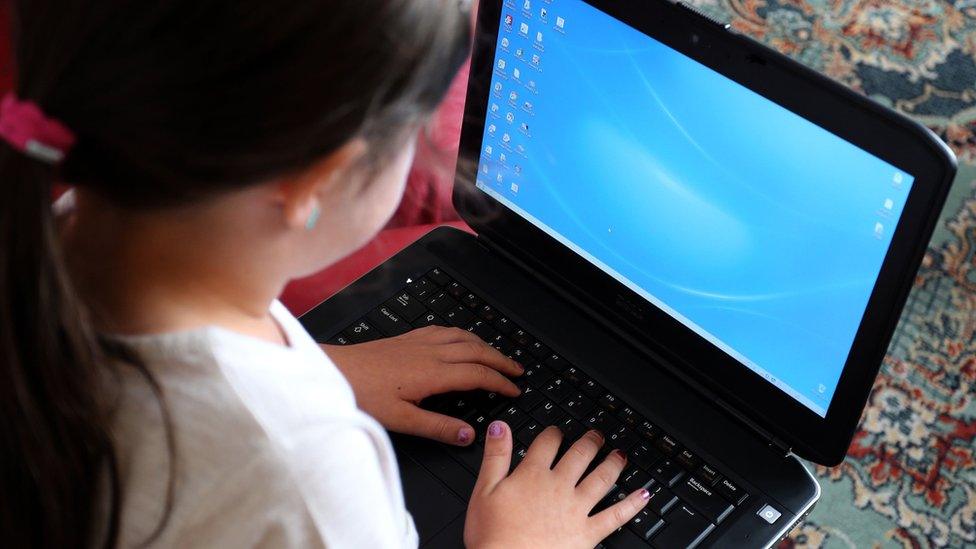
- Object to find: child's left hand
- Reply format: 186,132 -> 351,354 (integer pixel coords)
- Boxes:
323,326 -> 524,446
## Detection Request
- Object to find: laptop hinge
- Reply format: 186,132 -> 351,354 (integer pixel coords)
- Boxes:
476,231 -> 796,461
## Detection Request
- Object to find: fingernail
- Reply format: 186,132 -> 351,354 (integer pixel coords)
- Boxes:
612,449 -> 628,462
515,362 -> 525,373
488,421 -> 505,438
458,427 -> 474,444
640,488 -> 650,501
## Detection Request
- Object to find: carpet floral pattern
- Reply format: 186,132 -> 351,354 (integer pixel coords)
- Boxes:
688,0 -> 976,547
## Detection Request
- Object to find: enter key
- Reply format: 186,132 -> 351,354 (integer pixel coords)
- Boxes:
673,476 -> 734,523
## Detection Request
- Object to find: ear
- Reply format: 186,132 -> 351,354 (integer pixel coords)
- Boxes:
275,138 -> 368,230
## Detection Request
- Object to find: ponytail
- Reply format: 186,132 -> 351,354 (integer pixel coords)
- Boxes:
0,145 -> 119,547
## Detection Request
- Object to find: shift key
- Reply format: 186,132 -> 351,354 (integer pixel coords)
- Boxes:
652,504 -> 714,549
673,476 -> 734,523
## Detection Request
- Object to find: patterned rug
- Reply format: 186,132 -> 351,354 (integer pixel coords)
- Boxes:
688,1 -> 976,547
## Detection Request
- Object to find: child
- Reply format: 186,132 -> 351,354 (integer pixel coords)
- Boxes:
0,1 -> 649,547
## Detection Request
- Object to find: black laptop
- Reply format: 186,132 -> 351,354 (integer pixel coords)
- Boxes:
300,0 -> 957,547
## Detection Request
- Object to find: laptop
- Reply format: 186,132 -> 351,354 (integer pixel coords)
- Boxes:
299,0 -> 957,547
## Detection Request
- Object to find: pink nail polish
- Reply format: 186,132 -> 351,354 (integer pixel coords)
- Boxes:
488,421 -> 505,438
640,489 -> 650,501
458,427 -> 473,444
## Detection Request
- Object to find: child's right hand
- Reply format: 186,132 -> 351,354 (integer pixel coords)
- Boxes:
464,422 -> 650,549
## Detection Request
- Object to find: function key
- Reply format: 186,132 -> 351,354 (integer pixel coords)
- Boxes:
598,393 -> 621,413
343,320 -> 381,343
511,328 -> 534,347
527,340 -> 550,358
427,267 -> 452,286
637,420 -> 658,441
493,316 -> 515,334
545,353 -> 568,372
446,281 -> 467,299
616,406 -> 640,427
444,305 -> 475,327
580,378 -> 604,400
562,366 -> 586,386
461,292 -> 482,310
386,291 -> 427,322
654,434 -> 679,456
476,303 -> 498,321
676,449 -> 700,471
715,477 -> 747,505
406,277 -> 435,300
697,463 -> 721,486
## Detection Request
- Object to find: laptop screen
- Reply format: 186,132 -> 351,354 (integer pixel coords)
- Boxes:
474,0 -> 915,417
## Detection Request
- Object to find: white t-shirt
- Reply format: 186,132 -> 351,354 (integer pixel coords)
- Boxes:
105,301 -> 418,548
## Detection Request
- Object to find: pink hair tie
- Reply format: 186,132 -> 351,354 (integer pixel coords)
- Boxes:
0,92 -> 76,164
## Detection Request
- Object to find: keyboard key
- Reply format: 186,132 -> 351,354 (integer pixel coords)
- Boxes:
476,304 -> 498,322
545,353 -> 569,372
637,420 -> 658,441
366,305 -> 411,336
645,484 -> 678,517
715,477 -> 747,505
522,363 -> 553,388
343,320 -> 381,343
469,412 -> 492,443
556,417 -> 585,441
467,319 -> 499,342
541,377 -> 572,402
386,291 -> 427,322
511,328 -> 533,347
406,277 -> 435,300
629,441 -> 662,470
516,385 -> 545,411
599,393 -> 622,413
531,400 -> 566,424
496,405 -> 529,431
653,505 -> 714,549
562,366 -> 586,386
608,525 -> 657,549
427,267 -> 451,286
628,508 -> 665,540
580,378 -> 604,400
412,311 -> 448,329
426,291 -> 458,315
697,463 -> 720,486
446,281 -> 466,299
676,449 -> 700,471
563,393 -> 595,420
325,334 -> 351,345
619,467 -> 653,492
493,316 -> 515,334
616,407 -> 640,428
607,425 -> 637,451
527,340 -> 550,358
516,421 -> 544,447
511,445 -> 529,470
650,459 -> 685,487
461,292 -> 482,310
673,476 -> 734,523
584,409 -> 621,435
655,434 -> 679,456
508,347 -> 528,363
444,396 -> 476,420
487,334 -> 515,355
444,305 -> 475,327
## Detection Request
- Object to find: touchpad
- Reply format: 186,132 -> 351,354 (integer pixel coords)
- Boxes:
395,448 -> 466,544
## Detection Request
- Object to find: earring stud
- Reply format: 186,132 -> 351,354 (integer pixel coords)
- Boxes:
305,205 -> 321,231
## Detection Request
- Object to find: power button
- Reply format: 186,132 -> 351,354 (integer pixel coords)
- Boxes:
758,504 -> 782,524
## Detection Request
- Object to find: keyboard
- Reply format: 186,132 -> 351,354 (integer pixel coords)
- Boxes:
326,267 -> 751,548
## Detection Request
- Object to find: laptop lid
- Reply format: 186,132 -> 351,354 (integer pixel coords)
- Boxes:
453,0 -> 956,465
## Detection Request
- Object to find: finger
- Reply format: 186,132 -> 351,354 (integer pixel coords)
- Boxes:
474,421 -> 512,495
588,488 -> 651,541
553,430 -> 605,483
392,402 -> 476,446
434,362 -> 521,397
411,325 -> 480,344
520,426 -> 563,470
577,449 -> 628,503
439,340 -> 524,377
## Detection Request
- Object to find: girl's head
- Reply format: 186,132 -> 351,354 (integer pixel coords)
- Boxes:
0,0 -> 469,546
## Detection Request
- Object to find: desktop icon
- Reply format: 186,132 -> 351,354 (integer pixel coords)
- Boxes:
556,16 -> 565,30
481,164 -> 489,174
520,122 -> 530,134
499,153 -> 507,163
874,222 -> 884,238
493,82 -> 502,93
504,14 -> 514,27
883,198 -> 894,211
509,91 -> 518,102
523,101 -> 533,112
511,182 -> 519,193
491,103 -> 500,114
520,22 -> 529,35
497,59 -> 507,70
531,54 -> 540,66
488,124 -> 497,134
893,172 -> 904,186
501,37 -> 510,48
484,145 -> 493,156
536,31 -> 543,44
523,0 -> 531,10
540,8 -> 548,19
502,133 -> 511,143
515,47 -> 524,58
527,80 -> 537,91
513,68 -> 521,80
514,164 -> 522,175
506,112 -> 515,123
497,173 -> 504,183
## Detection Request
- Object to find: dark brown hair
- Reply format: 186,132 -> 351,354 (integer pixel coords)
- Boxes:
0,1 -> 470,547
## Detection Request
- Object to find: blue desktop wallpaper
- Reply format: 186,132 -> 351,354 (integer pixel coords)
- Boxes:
476,0 -> 914,416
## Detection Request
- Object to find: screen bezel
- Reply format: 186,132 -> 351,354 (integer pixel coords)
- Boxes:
454,0 -> 957,465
